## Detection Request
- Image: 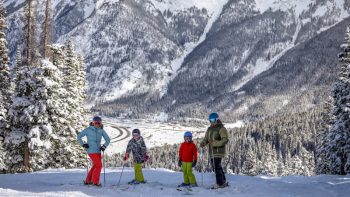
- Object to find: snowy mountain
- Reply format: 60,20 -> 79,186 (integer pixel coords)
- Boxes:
0,168 -> 349,196
4,0 -> 350,120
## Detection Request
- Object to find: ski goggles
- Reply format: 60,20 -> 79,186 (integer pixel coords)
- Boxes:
93,121 -> 102,125
184,136 -> 192,141
209,118 -> 216,123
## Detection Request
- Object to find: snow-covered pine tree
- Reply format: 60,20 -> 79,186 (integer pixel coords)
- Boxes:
64,40 -> 87,134
6,58 -> 52,172
259,143 -> 278,175
7,55 -> 86,172
316,98 -> 333,174
48,44 -> 85,168
15,46 -> 22,90
0,0 -> 11,172
327,26 -> 350,175
76,54 -> 87,129
4,0 -> 86,172
4,0 -> 41,172
242,142 -> 257,175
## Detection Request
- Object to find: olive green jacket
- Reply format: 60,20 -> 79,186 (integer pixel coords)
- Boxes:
200,123 -> 228,158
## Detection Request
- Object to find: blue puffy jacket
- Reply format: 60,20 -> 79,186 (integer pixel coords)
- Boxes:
77,126 -> 110,154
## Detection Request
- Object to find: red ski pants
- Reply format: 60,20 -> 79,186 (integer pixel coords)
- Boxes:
86,153 -> 102,184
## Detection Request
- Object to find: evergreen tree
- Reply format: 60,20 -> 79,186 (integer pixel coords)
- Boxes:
48,44 -> 85,168
0,0 -> 11,127
6,56 -> 86,172
76,54 -> 87,129
242,142 -> 257,175
327,26 -> 350,175
316,98 -> 333,174
15,46 -> 22,91
5,0 -> 40,172
64,40 -> 87,134
0,0 -> 11,172
4,2 -> 87,173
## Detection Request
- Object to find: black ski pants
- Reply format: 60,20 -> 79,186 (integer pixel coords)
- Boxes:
210,157 -> 226,185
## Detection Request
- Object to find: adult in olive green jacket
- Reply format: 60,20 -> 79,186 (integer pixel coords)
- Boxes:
200,112 -> 228,188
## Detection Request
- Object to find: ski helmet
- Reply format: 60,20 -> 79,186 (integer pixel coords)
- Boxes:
132,129 -> 141,135
208,112 -> 219,123
184,131 -> 192,141
93,116 -> 102,122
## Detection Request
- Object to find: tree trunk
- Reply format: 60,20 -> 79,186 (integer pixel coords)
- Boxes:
26,0 -> 32,66
43,0 -> 51,59
23,140 -> 30,172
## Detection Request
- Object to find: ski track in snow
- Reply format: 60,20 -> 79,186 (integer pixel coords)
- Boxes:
0,168 -> 350,197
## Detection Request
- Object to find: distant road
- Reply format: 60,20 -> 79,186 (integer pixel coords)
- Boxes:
105,122 -> 131,143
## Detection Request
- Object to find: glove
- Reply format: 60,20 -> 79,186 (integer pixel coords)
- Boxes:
178,160 -> 182,167
123,153 -> 129,161
144,154 -> 149,162
100,145 -> 106,151
83,144 -> 89,149
192,160 -> 197,168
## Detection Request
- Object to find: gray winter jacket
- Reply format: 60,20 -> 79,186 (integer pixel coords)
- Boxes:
126,136 -> 147,163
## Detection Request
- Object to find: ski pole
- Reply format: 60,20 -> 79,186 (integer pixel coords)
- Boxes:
117,161 -> 125,187
210,144 -> 216,185
201,148 -> 204,187
86,153 -> 89,179
103,150 -> 106,186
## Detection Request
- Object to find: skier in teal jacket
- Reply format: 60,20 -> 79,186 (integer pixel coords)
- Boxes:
77,116 -> 110,186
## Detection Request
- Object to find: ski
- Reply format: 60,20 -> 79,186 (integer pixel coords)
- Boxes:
176,187 -> 193,195
176,187 -> 193,191
206,182 -> 229,190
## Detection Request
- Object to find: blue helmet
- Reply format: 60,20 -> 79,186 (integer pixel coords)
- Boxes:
208,112 -> 219,123
184,131 -> 192,137
184,131 -> 192,141
93,116 -> 102,122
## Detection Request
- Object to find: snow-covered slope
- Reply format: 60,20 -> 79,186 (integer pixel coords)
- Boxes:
0,168 -> 349,196
157,0 -> 228,98
157,0 -> 350,120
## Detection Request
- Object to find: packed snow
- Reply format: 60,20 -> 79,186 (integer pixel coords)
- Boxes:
0,168 -> 350,196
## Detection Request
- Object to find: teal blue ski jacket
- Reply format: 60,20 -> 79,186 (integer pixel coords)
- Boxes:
77,126 -> 110,154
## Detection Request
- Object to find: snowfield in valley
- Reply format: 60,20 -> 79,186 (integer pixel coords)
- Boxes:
100,118 -> 244,154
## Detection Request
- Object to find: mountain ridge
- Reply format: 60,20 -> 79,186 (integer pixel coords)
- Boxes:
4,0 -> 350,120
